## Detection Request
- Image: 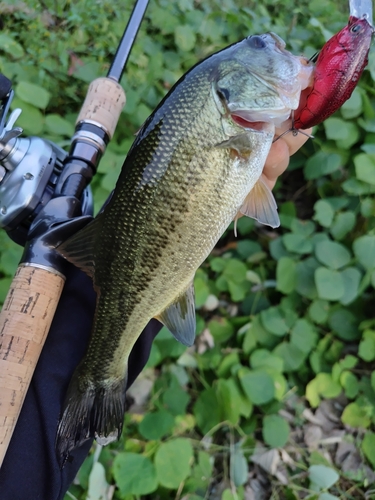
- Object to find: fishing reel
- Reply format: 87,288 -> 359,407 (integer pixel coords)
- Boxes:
0,75 -> 94,246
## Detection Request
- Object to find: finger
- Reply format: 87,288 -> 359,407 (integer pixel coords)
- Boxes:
275,119 -> 313,155
263,138 -> 289,189
263,122 -> 313,189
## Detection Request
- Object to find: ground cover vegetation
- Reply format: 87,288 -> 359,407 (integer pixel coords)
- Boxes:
1,0 -> 375,498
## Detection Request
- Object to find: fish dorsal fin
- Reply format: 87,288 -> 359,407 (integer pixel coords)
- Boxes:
57,214 -> 104,279
240,174 -> 280,228
156,281 -> 196,347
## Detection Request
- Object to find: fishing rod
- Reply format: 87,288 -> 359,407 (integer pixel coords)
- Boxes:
0,0 -> 149,467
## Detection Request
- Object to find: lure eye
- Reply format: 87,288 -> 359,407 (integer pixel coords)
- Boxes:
248,36 -> 267,49
350,23 -> 362,33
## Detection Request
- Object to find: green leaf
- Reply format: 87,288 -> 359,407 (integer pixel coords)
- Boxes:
138,410 -> 175,440
246,270 -> 261,285
260,307 -> 289,336
313,200 -> 335,228
237,240 -> 262,259
210,257 -> 226,272
174,25 -> 196,51
319,494 -> 340,500
324,118 -> 359,149
270,237 -> 292,260
11,98 -> 44,135
341,87 -> 363,118
353,235 -> 375,270
0,33 -> 24,59
45,114 -> 74,137
145,342 -> 162,368
315,267 -> 344,301
230,444 -> 248,486
341,402 -> 371,428
222,259 -> 248,283
216,378 -> 242,424
239,369 -> 275,405
362,432 -> 375,468
291,219 -> 316,236
328,309 -> 359,341
306,377 -> 321,408
273,342 -> 306,372
358,330 -> 375,361
15,81 -> 51,109
306,373 -> 342,407
315,240 -> 351,270
342,177 -> 375,195
0,278 -> 13,305
340,371 -> 359,399
290,319 -> 318,354
309,300 -> 329,324
194,275 -> 210,308
283,233 -> 313,254
250,349 -> 284,373
162,387 -> 190,416
339,267 -> 362,305
262,414 -> 290,448
354,153 -> 375,185
155,438 -> 193,489
330,212 -> 356,240
193,388 -> 221,434
208,318 -> 234,343
304,151 -> 341,180
276,257 -> 296,293
155,326 -> 187,359
309,465 -> 339,489
73,60 -> 102,82
372,372 -> 375,393
340,355 -> 358,370
295,257 -> 319,299
113,453 -> 157,495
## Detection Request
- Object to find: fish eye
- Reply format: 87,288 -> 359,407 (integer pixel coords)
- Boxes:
350,23 -> 362,33
247,36 -> 267,49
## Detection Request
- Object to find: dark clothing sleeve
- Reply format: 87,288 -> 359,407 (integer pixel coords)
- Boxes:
0,264 -> 161,500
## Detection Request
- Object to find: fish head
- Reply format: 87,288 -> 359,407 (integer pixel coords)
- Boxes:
213,32 -> 314,127
346,16 -> 374,44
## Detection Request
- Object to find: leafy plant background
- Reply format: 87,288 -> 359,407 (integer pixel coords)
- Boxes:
1,0 -> 375,498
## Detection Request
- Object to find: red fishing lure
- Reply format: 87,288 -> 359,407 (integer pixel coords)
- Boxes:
294,16 -> 373,129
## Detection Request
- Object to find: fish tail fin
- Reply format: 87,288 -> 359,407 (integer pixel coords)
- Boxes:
56,369 -> 127,467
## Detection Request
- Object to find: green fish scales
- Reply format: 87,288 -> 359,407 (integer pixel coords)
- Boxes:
56,34 -> 312,462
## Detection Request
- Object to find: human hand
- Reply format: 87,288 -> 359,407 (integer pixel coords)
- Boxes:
263,120 -> 313,189
234,121 -> 312,226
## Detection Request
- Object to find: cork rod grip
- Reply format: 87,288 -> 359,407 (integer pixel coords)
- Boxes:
76,77 -> 126,139
0,265 -> 65,467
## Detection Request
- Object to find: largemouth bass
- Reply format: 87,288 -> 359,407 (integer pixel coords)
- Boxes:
56,33 -> 313,462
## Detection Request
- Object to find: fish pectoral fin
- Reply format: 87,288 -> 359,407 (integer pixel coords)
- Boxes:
215,134 -> 253,159
240,174 -> 280,228
56,213 -> 104,279
156,282 -> 196,347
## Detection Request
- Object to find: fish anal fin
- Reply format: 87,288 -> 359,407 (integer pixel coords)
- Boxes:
240,174 -> 280,228
156,281 -> 196,347
56,214 -> 104,279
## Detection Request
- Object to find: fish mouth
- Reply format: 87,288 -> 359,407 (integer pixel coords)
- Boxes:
231,113 -> 274,132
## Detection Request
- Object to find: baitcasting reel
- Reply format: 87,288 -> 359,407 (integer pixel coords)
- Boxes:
0,80 -> 93,246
